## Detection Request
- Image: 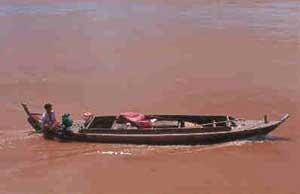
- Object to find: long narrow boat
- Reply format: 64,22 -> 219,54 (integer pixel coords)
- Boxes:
21,104 -> 289,145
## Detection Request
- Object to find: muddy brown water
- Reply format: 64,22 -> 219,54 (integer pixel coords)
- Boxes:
0,0 -> 299,193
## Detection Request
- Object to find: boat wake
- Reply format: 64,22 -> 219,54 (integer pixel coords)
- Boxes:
0,129 -> 40,150
0,128 -> 288,159
82,134 -> 288,157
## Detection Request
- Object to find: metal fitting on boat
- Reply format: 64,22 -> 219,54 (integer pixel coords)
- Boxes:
226,116 -> 231,127
213,120 -> 216,128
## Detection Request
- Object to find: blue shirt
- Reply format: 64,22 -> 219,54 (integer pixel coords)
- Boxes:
41,111 -> 56,129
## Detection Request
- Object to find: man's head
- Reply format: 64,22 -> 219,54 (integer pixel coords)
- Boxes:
44,103 -> 53,113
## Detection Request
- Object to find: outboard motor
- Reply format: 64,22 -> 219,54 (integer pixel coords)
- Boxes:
62,113 -> 73,130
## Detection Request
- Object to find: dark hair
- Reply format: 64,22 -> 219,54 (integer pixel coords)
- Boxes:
44,103 -> 52,109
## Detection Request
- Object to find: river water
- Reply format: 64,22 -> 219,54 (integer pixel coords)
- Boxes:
0,0 -> 299,193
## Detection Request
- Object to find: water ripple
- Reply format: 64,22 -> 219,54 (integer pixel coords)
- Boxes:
0,1 -> 298,39
0,2 -> 97,16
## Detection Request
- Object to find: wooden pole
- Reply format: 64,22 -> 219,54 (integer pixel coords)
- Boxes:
264,115 -> 268,123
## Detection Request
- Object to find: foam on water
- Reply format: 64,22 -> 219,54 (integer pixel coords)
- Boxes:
100,151 -> 133,156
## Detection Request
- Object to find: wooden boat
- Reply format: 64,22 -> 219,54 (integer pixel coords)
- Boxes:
21,104 -> 289,145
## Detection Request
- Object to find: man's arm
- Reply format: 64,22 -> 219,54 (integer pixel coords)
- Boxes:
50,112 -> 59,127
41,113 -> 46,126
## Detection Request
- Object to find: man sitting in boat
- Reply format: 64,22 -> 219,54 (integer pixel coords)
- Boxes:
41,103 -> 59,132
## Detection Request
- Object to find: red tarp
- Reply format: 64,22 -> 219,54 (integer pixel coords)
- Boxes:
120,112 -> 152,128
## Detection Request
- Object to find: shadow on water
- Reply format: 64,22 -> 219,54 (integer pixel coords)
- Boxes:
248,135 -> 291,142
143,135 -> 293,156
78,134 -> 293,157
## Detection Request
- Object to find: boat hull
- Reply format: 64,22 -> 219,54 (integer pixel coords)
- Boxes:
58,121 -> 282,145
